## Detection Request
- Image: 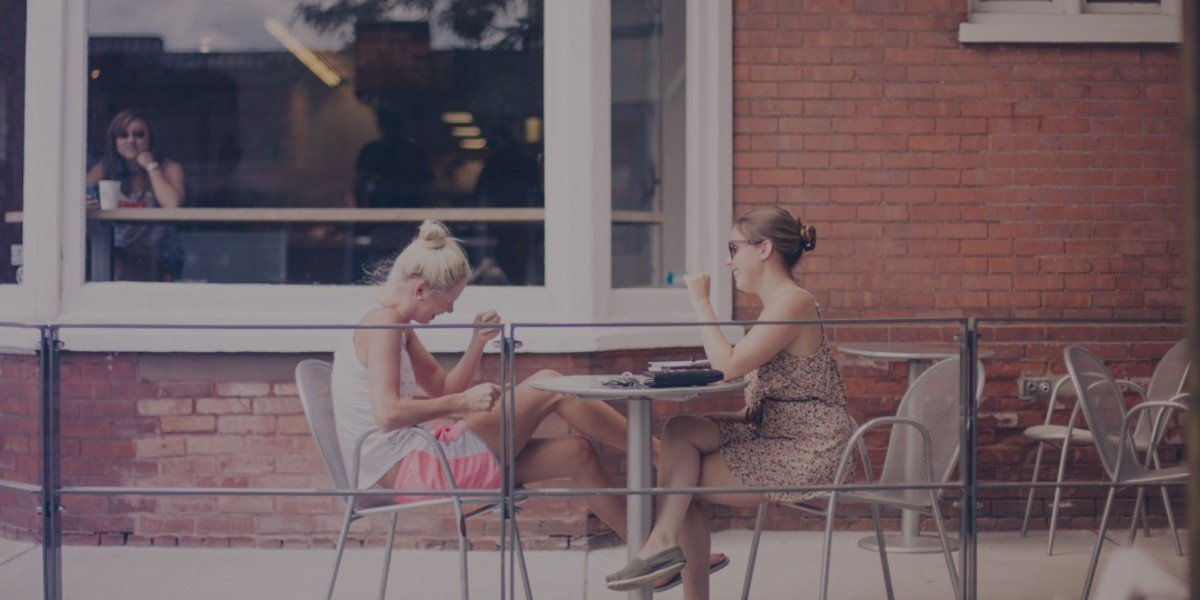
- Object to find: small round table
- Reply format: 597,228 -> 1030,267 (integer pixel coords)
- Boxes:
531,375 -> 748,600
837,343 -> 991,555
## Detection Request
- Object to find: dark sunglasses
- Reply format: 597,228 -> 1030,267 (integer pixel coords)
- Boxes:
727,239 -> 762,259
116,130 -> 148,140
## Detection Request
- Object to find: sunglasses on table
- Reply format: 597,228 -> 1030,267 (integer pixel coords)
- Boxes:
727,239 -> 762,259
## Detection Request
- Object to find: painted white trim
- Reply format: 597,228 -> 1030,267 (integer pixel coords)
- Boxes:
959,13 -> 1181,43
683,0 -> 734,321
6,0 -> 734,354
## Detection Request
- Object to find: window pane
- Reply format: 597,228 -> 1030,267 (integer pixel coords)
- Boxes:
0,0 -> 24,285
85,0 -> 543,284
611,0 -> 686,288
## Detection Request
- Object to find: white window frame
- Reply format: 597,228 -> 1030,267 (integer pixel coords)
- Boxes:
959,0 -> 1182,43
6,0 -> 733,354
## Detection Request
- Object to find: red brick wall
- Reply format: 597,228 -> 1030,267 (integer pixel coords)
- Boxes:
727,0 -> 1185,533
0,1 -> 1186,549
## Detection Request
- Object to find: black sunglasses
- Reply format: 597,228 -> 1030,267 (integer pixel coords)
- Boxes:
727,239 -> 762,259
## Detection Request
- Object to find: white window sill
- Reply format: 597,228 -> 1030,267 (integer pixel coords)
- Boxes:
959,13 -> 1181,43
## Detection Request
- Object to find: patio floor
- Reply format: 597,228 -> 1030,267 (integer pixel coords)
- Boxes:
0,528 -> 1187,599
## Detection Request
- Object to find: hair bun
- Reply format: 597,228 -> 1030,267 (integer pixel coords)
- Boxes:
800,225 -> 817,252
417,220 -> 450,249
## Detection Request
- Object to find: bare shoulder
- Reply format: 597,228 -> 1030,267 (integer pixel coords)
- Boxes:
761,287 -> 818,321
356,307 -> 407,345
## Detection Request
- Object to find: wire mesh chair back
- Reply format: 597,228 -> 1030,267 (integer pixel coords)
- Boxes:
1132,339 -> 1189,447
1064,346 -> 1140,481
295,360 -> 354,495
1145,339 -> 1189,401
878,357 -> 983,506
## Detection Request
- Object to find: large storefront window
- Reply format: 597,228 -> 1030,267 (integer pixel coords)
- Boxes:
0,0 -> 24,285
611,0 -> 685,288
85,0 -> 543,284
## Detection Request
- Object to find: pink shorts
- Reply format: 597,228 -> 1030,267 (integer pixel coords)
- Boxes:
391,420 -> 502,504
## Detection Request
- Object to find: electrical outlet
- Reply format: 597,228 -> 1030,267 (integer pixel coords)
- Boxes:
1018,375 -> 1054,400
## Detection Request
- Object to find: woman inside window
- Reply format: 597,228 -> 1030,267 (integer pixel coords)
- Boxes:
86,109 -> 185,280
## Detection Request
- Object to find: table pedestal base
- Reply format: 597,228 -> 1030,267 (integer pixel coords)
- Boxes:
857,533 -> 960,554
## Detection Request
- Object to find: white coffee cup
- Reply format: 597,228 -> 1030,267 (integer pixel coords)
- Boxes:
98,180 -> 120,210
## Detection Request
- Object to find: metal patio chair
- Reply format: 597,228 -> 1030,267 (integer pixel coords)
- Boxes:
1063,346 -> 1189,600
1021,339 -> 1188,556
740,357 -> 984,600
295,359 -> 532,600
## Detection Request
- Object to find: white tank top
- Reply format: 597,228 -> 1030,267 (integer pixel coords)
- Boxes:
332,307 -> 425,488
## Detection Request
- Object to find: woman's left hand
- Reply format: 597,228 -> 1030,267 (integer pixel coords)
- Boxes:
471,309 -> 502,345
135,151 -> 157,171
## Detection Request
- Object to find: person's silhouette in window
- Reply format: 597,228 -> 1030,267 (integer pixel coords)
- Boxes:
352,108 -> 433,277
354,108 -> 432,208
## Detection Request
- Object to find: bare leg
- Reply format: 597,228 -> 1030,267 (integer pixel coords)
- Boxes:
512,436 -> 627,536
636,416 -> 765,560
465,370 -> 633,459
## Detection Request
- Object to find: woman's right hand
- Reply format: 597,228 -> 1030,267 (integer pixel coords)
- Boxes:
460,383 -> 499,412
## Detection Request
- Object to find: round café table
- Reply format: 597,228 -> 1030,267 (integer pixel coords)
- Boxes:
531,375 -> 748,600
837,342 -> 992,555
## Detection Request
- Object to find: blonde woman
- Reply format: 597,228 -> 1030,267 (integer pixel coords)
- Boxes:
333,221 -> 727,589
606,208 -> 854,598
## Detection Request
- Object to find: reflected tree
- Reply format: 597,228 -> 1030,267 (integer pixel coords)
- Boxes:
294,0 -> 541,49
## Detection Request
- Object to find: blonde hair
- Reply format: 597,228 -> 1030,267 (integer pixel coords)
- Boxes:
375,220 -> 471,291
736,207 -> 817,272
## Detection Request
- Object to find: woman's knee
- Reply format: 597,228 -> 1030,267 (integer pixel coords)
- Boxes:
662,415 -> 708,445
558,436 -> 601,469
523,369 -> 562,383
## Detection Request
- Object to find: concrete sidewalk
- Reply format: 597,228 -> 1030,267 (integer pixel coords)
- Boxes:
0,528 -> 1187,599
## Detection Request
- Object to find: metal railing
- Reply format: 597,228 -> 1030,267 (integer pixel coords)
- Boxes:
0,317 -> 1187,600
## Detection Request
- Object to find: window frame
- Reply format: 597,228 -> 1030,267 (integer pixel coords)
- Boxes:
959,0 -> 1182,43
7,0 -> 734,354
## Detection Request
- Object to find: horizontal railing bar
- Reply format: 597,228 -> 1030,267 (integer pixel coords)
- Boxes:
51,323 -> 500,331
0,480 -> 41,493
975,317 -> 1184,325
513,317 -> 968,328
59,487 -> 504,498
978,480 -> 1187,490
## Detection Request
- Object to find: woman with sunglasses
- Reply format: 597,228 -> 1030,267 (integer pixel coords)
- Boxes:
606,208 -> 854,598
86,109 -> 186,280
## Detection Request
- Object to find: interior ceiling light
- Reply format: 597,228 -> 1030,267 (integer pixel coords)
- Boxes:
441,112 -> 474,124
459,138 -> 487,150
451,126 -> 482,138
263,17 -> 341,88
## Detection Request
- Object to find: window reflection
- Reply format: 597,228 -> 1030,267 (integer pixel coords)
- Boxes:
86,0 -> 543,285
0,0 -> 24,285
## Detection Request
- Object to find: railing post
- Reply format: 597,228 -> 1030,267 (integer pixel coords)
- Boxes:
959,319 -> 979,600
498,327 -> 522,600
39,325 -> 62,600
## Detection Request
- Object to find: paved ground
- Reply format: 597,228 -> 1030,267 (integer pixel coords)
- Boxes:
0,528 -> 1186,599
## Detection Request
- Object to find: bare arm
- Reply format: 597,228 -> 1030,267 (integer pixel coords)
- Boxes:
684,274 -> 817,381
364,327 -> 490,431
136,153 -> 186,208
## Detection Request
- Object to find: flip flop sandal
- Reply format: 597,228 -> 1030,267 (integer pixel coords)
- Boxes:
652,553 -> 731,592
605,546 -> 688,591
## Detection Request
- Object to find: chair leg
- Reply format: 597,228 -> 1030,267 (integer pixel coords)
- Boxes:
869,502 -> 895,600
1047,440 -> 1073,556
1020,440 -> 1047,537
1125,487 -> 1146,546
928,493 -> 961,600
818,493 -> 839,600
1150,451 -> 1184,557
511,516 -> 533,600
377,513 -> 398,600
326,504 -> 356,600
740,503 -> 769,600
1080,487 -> 1117,600
455,501 -> 470,600
1159,485 -> 1184,557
